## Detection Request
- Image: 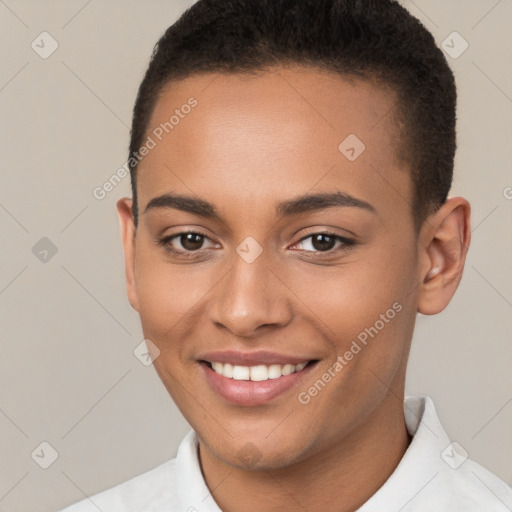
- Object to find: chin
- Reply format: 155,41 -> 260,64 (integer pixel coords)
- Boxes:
200,427 -> 313,471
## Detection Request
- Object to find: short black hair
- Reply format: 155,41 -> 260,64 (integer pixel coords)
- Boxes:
128,0 -> 456,231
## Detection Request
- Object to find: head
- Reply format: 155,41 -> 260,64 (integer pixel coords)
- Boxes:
117,0 -> 470,471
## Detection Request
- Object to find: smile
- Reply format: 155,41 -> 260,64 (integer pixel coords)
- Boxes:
207,361 -> 308,381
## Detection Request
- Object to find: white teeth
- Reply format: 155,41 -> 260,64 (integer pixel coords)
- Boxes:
281,364 -> 295,376
209,361 -> 309,380
232,365 -> 250,380
250,365 -> 268,381
268,364 -> 282,379
223,363 -> 234,378
212,362 -> 223,374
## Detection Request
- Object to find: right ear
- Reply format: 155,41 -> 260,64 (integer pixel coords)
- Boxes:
116,197 -> 139,312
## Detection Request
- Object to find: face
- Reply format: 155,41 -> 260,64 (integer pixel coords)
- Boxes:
119,67 -> 423,470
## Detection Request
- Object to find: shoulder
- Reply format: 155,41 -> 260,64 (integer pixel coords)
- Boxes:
411,395 -> 512,510
429,457 -> 512,511
58,457 -> 178,512
360,395 -> 512,511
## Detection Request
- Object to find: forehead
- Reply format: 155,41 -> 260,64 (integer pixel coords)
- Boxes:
137,66 -> 412,227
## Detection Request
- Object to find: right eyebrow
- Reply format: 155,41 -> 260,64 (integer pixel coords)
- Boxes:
143,193 -> 223,221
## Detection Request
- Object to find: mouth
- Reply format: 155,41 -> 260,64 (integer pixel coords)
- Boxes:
198,356 -> 319,406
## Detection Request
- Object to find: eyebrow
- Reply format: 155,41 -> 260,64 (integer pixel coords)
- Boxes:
143,190 -> 376,220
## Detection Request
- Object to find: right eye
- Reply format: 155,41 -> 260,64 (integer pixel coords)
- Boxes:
157,230 -> 219,258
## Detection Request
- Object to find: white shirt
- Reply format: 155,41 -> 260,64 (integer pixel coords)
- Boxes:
59,395 -> 512,511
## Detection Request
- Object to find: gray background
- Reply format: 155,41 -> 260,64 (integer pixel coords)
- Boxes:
0,1 -> 511,511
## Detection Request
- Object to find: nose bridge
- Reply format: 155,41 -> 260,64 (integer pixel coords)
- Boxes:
210,243 -> 291,336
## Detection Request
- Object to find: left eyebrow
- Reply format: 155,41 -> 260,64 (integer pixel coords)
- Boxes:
275,191 -> 377,218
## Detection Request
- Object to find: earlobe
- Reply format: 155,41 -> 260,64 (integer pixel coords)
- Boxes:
116,197 -> 140,312
417,197 -> 471,315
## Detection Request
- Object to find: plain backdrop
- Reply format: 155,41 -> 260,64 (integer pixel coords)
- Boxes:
0,1 -> 511,511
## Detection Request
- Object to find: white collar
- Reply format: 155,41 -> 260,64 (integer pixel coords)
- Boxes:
174,395 -> 512,511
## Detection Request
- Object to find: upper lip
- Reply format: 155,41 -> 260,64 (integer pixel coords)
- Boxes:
197,350 -> 316,366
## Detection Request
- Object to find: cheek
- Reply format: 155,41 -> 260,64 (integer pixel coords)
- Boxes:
133,243 -> 214,346
295,259 -> 409,325
285,243 -> 416,361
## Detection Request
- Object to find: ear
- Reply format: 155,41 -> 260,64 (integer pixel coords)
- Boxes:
116,197 -> 140,312
417,197 -> 471,315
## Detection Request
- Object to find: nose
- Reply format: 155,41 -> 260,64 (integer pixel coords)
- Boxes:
209,247 -> 293,338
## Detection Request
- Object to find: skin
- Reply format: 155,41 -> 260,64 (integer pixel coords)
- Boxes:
117,66 -> 471,512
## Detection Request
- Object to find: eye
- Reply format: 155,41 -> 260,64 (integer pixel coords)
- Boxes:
292,232 -> 356,253
157,231 -> 217,255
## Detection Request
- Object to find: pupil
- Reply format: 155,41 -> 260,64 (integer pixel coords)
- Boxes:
181,233 -> 203,251
312,234 -> 335,251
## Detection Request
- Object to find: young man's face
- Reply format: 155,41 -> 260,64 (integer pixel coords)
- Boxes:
119,67 -> 426,469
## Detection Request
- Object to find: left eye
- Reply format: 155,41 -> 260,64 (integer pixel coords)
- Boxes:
293,232 -> 355,252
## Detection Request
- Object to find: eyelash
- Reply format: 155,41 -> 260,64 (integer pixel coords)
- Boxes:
156,230 -> 357,259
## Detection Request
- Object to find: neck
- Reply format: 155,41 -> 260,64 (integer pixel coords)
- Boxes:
199,390 -> 411,512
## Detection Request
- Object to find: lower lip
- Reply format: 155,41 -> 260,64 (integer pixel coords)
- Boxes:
200,361 -> 317,406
